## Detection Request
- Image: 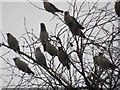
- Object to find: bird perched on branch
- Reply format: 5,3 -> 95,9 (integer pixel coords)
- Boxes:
13,57 -> 34,75
6,33 -> 20,53
57,47 -> 70,70
40,23 -> 49,44
35,47 -> 47,67
115,0 -> 120,17
43,0 -> 63,14
93,53 -> 118,70
42,41 -> 57,56
64,11 -> 84,29
64,11 -> 85,38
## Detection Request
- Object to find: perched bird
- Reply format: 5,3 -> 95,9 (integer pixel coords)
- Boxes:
70,27 -> 86,38
42,41 -> 57,56
64,11 -> 84,30
43,0 -> 63,14
93,53 -> 118,70
35,47 -> 47,67
64,11 -> 85,38
13,57 -> 34,75
57,47 -> 70,70
115,0 -> 120,17
6,33 -> 20,52
40,23 -> 49,44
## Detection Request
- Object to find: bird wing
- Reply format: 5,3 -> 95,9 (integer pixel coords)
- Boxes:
46,42 -> 57,56
71,17 -> 84,29
48,2 -> 60,11
15,60 -> 28,72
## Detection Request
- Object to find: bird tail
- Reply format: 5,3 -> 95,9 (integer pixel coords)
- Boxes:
78,25 -> 84,30
58,10 -> 63,13
66,64 -> 70,70
30,70 -> 35,75
27,69 -> 34,75
111,64 -> 118,69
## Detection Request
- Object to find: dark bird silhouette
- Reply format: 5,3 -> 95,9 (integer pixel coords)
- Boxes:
115,0 -> 120,17
64,11 -> 84,29
43,0 -> 63,14
7,33 -> 20,52
13,57 -> 34,75
40,23 -> 49,44
35,47 -> 47,67
93,53 -> 118,70
57,47 -> 70,70
42,41 -> 57,56
64,11 -> 85,38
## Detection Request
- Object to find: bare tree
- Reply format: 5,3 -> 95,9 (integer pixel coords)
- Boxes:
1,0 -> 120,90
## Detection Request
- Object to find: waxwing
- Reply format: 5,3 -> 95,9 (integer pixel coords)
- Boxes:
35,47 -> 47,67
40,23 -> 49,44
57,47 -> 70,70
42,41 -> 57,56
43,0 -> 63,14
93,53 -> 118,70
7,33 -> 20,52
13,57 -> 34,75
64,11 -> 85,38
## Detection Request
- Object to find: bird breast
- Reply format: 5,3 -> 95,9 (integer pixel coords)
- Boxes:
40,31 -> 48,42
46,43 -> 57,56
15,60 -> 28,71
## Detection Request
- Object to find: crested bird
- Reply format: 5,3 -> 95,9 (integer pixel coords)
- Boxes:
57,47 -> 70,70
35,47 -> 47,67
64,11 -> 85,38
42,41 -> 57,56
115,0 -> 120,17
6,33 -> 20,52
40,23 -> 49,44
43,0 -> 63,14
93,53 -> 118,70
13,57 -> 34,75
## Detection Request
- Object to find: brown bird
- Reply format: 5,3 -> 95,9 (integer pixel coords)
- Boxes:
43,0 -> 63,14
93,53 -> 118,70
6,33 -> 20,52
64,11 -> 85,38
42,41 -> 57,56
115,0 -> 120,17
40,23 -> 49,44
35,47 -> 47,67
64,11 -> 84,30
57,47 -> 70,70
13,57 -> 34,75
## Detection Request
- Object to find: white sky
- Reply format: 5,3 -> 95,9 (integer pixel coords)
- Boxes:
0,0 -> 117,89
1,1 -> 68,88
1,0 -> 116,2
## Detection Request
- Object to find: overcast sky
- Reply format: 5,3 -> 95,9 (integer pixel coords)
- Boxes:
1,0 -> 116,89
1,1 -> 69,88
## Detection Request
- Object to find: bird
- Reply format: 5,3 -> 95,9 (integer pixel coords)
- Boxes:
115,0 -> 120,17
93,53 -> 118,70
43,0 -> 63,14
13,57 -> 34,75
57,47 -> 70,70
35,47 -> 47,67
70,27 -> 86,38
40,23 -> 49,44
64,11 -> 84,30
64,11 -> 85,38
42,41 -> 57,56
6,33 -> 20,52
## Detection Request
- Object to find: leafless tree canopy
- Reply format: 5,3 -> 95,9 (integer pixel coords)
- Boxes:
1,0 -> 120,90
